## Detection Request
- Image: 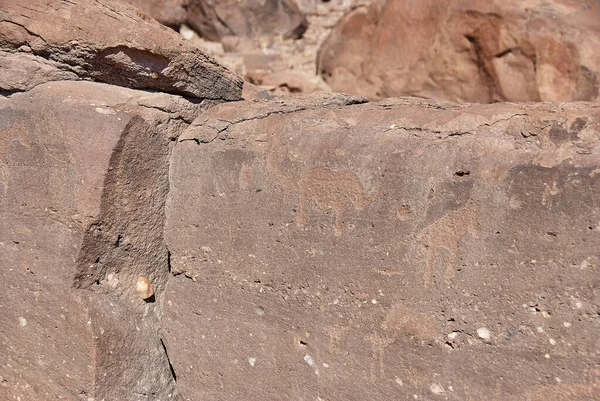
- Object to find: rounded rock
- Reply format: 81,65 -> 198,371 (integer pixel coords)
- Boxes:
135,276 -> 154,300
476,327 -> 491,340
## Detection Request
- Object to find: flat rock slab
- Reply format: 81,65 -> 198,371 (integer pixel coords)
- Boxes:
165,94 -> 600,399
0,0 -> 243,100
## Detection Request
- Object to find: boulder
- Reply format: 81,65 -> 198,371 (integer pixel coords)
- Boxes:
0,0 -> 243,100
317,0 -> 600,102
186,0 -> 308,41
0,80 -> 204,400
121,0 -> 188,28
165,93 -> 600,399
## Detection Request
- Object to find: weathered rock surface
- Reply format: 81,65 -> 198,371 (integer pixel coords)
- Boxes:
0,80 -> 207,400
122,0 -> 189,28
165,93 -> 600,399
0,0 -> 242,99
318,0 -> 600,102
186,0 -> 308,41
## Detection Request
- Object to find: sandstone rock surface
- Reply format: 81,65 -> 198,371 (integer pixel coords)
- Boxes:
122,0 -> 188,28
318,0 -> 600,102
165,93 -> 600,399
1,1 -> 600,399
186,0 -> 308,41
0,0 -> 243,100
0,80 -> 206,400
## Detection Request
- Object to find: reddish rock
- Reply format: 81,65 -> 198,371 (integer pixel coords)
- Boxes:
121,0 -> 189,28
165,93 -> 600,399
0,0 -> 242,99
0,80 -> 204,400
318,0 -> 600,102
186,0 -> 308,41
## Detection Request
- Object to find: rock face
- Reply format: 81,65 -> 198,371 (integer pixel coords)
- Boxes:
0,80 -> 208,400
0,0 -> 243,99
2,82 -> 599,401
165,94 -> 600,400
318,0 -> 600,102
186,0 -> 308,41
1,1 -> 600,400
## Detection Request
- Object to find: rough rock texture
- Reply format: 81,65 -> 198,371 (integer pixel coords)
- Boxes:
186,0 -> 308,42
318,0 -> 600,102
122,0 -> 188,28
0,0 -> 243,100
165,93 -> 600,400
0,80 -> 207,400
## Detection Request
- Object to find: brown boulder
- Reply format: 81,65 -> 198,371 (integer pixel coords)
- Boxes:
186,0 -> 308,41
0,80 -> 204,400
121,0 -> 189,28
165,93 -> 600,399
0,0 -> 242,100
317,0 -> 600,102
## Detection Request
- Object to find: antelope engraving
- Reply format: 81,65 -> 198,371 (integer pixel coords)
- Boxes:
417,198 -> 481,287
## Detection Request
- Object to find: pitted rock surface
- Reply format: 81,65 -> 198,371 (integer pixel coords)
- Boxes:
164,94 -> 600,400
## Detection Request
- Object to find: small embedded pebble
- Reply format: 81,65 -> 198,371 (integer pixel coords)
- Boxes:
476,327 -> 491,340
18,317 -> 27,327
304,354 -> 316,368
135,276 -> 154,300
549,338 -> 557,346
430,383 -> 444,395
248,357 -> 256,367
563,322 -> 571,328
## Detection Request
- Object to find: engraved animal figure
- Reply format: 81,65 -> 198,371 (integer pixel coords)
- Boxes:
0,119 -> 33,197
297,167 -> 377,236
364,330 -> 397,383
417,198 -> 481,287
266,132 -> 379,236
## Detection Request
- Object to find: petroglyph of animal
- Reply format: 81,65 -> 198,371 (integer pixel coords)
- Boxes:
417,198 -> 481,287
364,305 -> 438,383
0,119 -> 32,196
297,167 -> 377,236
266,132 -> 379,236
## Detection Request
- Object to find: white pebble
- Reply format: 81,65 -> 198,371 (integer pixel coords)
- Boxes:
395,377 -> 403,386
430,383 -> 444,395
248,357 -> 256,367
563,322 -> 571,328
476,327 -> 491,340
18,317 -> 27,327
304,354 -> 316,368
447,332 -> 458,340
549,338 -> 557,346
